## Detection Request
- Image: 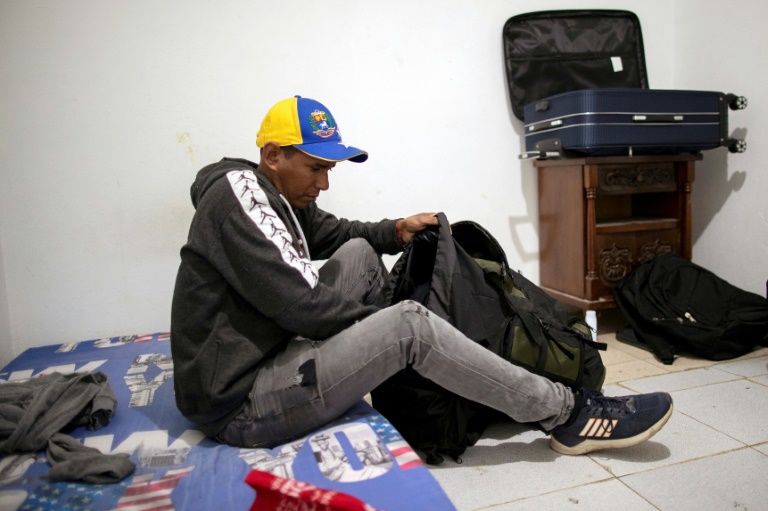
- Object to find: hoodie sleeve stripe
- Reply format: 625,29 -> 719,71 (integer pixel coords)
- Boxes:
226,170 -> 319,288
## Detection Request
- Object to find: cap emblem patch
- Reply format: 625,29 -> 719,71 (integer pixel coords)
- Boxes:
308,109 -> 337,139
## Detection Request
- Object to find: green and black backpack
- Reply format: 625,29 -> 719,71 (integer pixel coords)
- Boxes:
371,213 -> 606,464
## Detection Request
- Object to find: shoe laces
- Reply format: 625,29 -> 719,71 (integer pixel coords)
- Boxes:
585,390 -> 636,416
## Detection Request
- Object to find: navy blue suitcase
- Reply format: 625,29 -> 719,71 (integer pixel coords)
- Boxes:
522,88 -> 747,158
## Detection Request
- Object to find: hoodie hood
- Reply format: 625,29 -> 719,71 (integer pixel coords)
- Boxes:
190,157 -> 260,209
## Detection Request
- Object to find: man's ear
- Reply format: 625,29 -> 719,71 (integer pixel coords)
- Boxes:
261,142 -> 281,171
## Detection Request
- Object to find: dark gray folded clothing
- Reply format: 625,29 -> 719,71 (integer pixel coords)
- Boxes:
47,433 -> 135,484
0,371 -> 135,483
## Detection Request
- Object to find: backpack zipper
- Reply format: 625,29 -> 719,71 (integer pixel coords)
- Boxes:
652,311 -> 697,324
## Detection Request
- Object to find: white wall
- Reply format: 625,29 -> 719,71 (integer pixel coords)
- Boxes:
0,231 -> 10,368
674,0 -> 768,297
0,0 -> 762,359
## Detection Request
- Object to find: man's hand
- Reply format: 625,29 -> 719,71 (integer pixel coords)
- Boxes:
396,213 -> 440,245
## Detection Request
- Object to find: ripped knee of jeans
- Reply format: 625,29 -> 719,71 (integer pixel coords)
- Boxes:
288,359 -> 317,388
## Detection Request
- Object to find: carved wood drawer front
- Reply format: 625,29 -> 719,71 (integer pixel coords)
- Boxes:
598,163 -> 677,194
591,229 -> 680,299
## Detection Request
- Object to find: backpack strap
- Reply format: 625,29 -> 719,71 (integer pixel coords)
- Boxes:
428,212 -> 457,319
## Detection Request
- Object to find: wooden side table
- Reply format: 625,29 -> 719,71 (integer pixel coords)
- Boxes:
534,154 -> 700,311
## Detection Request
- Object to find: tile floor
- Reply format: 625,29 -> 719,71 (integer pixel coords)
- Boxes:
427,309 -> 768,511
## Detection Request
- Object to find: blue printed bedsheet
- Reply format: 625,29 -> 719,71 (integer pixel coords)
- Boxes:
0,333 -> 455,510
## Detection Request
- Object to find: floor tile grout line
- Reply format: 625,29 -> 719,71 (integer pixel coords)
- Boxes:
617,373 -> 745,393
747,376 -> 768,387
615,476 -> 663,511
615,444 -> 757,479
470,477 -> 622,511
749,444 -> 768,457
665,385 -> 768,448
609,354 -> 768,388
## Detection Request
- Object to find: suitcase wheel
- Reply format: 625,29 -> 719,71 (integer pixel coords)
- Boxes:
726,94 -> 748,110
727,139 -> 747,153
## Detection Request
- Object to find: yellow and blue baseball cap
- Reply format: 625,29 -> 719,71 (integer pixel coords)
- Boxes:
256,96 -> 368,163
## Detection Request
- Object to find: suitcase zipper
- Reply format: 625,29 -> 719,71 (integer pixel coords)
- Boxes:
506,52 -> 637,62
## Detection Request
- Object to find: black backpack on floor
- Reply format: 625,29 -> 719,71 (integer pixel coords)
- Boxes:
371,213 -> 606,464
613,253 -> 768,364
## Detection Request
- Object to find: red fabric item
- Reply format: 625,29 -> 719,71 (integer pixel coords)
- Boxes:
246,470 -> 380,511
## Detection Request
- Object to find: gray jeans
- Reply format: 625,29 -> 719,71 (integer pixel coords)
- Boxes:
217,239 -> 575,448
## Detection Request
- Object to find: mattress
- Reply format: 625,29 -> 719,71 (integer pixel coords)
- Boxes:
0,332 -> 455,510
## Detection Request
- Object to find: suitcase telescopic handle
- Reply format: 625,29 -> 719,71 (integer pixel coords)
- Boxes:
632,114 -> 684,123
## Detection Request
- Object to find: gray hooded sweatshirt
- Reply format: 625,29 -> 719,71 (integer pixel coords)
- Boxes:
170,157 -> 402,436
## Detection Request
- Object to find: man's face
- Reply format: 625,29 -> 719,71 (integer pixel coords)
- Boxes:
274,148 -> 336,209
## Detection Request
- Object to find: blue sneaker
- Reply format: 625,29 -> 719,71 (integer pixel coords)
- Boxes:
550,390 -> 673,455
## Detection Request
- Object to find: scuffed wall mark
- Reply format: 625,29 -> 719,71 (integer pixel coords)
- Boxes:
176,131 -> 195,166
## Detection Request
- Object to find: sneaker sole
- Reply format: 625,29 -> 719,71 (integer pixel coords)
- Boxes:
549,405 -> 674,456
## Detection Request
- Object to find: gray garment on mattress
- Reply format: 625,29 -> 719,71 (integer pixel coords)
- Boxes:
0,371 -> 135,483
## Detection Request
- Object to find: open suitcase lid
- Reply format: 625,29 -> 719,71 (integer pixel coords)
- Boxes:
503,10 -> 649,121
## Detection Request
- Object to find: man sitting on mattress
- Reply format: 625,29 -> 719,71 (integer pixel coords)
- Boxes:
170,95 -> 673,457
